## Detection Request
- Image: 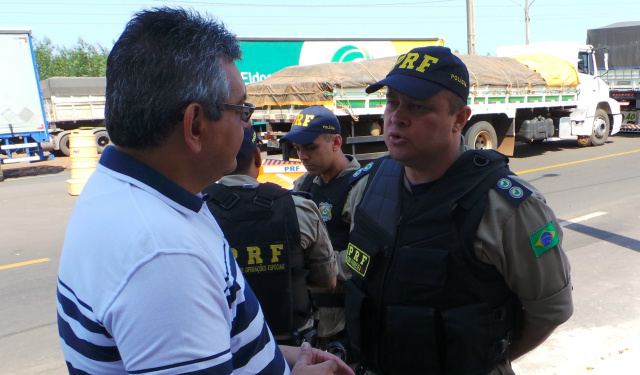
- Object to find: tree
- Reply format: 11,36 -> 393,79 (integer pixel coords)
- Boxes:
34,37 -> 110,80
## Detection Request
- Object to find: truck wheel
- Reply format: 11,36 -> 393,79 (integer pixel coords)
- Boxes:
465,121 -> 497,150
56,133 -> 71,157
590,109 -> 610,146
95,131 -> 110,154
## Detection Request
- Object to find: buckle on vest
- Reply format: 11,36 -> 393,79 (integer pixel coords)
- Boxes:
473,153 -> 491,167
493,331 -> 512,354
253,195 -> 274,208
220,193 -> 240,209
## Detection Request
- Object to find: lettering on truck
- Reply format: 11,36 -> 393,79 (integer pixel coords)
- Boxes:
242,71 -> 271,84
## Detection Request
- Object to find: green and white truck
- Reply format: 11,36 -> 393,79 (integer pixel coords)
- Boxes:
248,42 -> 621,161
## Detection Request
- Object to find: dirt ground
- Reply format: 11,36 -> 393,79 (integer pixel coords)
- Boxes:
1,155 -> 70,180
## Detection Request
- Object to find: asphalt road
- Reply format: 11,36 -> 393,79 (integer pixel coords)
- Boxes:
2,134 -> 640,374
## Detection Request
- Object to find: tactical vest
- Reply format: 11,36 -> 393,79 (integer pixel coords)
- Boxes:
299,171 -> 354,251
204,182 -> 312,338
345,150 -> 523,375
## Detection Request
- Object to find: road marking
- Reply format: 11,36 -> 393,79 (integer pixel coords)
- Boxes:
0,257 -> 50,270
276,174 -> 296,183
559,212 -> 607,227
515,149 -> 640,174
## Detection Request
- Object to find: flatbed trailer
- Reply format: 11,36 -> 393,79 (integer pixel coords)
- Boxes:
248,46 -> 621,161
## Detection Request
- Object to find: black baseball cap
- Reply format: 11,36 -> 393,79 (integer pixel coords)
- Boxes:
366,46 -> 469,101
280,105 -> 340,145
236,127 -> 261,158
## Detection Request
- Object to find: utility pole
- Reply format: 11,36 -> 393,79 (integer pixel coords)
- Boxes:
511,0 -> 536,44
467,0 -> 476,54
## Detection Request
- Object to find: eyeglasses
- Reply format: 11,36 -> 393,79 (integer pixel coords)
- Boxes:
222,102 -> 255,122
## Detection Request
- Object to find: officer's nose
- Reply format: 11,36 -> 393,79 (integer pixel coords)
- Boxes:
297,149 -> 309,160
389,106 -> 409,128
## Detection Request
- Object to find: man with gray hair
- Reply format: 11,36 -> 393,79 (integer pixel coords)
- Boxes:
56,7 -> 352,375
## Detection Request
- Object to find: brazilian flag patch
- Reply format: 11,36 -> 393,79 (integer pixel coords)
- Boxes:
529,221 -> 559,257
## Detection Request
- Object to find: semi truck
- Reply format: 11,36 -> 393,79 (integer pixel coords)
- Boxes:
587,22 -> 640,131
248,42 -> 621,161
237,37 -> 444,85
41,77 -> 109,156
0,28 -> 53,165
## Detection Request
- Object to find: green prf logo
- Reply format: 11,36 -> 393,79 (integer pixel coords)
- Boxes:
331,45 -> 372,62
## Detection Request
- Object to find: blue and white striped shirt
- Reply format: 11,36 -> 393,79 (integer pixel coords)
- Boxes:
57,147 -> 288,375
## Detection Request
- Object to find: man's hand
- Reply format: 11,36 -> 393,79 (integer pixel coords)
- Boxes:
290,342 -> 355,375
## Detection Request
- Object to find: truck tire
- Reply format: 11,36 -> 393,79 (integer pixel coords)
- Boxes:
56,133 -> 71,157
465,121 -> 497,150
95,131 -> 110,154
590,109 -> 610,146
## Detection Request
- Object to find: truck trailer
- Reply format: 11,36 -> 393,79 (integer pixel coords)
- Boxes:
247,42 -> 621,161
587,22 -> 640,131
0,28 -> 53,165
41,77 -> 109,156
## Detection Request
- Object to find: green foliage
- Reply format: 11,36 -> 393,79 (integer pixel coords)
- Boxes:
34,37 -> 110,80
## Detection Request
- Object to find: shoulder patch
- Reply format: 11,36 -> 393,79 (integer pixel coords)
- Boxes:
529,221 -> 560,257
492,176 -> 532,207
349,161 -> 375,185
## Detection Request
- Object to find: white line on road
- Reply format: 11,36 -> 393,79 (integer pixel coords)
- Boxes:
276,174 -> 296,183
559,211 -> 607,227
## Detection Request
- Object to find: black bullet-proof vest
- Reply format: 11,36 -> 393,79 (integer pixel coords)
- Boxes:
299,170 -> 354,251
345,150 -> 523,375
204,182 -> 312,338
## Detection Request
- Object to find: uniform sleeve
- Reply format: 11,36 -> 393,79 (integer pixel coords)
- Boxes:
343,174 -> 369,230
103,253 -> 235,374
293,196 -> 338,284
475,176 -> 573,327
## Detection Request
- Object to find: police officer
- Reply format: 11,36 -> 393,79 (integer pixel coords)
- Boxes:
282,105 -> 361,361
343,46 -> 573,375
205,128 -> 338,346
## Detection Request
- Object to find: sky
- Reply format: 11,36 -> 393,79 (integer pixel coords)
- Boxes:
0,0 -> 637,56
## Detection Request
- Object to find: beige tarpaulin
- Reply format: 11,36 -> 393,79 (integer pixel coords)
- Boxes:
246,57 -> 397,107
246,54 -> 567,107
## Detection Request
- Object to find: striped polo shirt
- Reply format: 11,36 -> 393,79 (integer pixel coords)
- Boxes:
57,146 -> 288,375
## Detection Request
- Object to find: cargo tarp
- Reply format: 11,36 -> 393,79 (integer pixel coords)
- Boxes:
507,54 -> 579,87
40,77 -> 106,98
247,54 -> 554,107
587,22 -> 640,69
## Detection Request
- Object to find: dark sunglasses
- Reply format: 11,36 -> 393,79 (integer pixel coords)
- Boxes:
222,102 -> 255,122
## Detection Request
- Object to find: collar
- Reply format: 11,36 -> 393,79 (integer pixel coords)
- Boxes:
99,146 -> 205,213
218,174 -> 260,188
314,154 -> 361,185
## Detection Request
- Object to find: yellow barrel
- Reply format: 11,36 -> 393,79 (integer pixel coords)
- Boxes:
67,129 -> 99,196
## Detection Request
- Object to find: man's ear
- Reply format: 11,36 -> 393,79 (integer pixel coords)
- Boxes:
453,106 -> 472,133
253,146 -> 262,169
182,103 -> 205,153
332,134 -> 343,151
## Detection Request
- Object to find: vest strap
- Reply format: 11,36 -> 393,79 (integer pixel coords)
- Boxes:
203,183 -> 240,210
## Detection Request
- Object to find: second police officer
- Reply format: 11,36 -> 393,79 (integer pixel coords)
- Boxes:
282,105 -> 362,362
